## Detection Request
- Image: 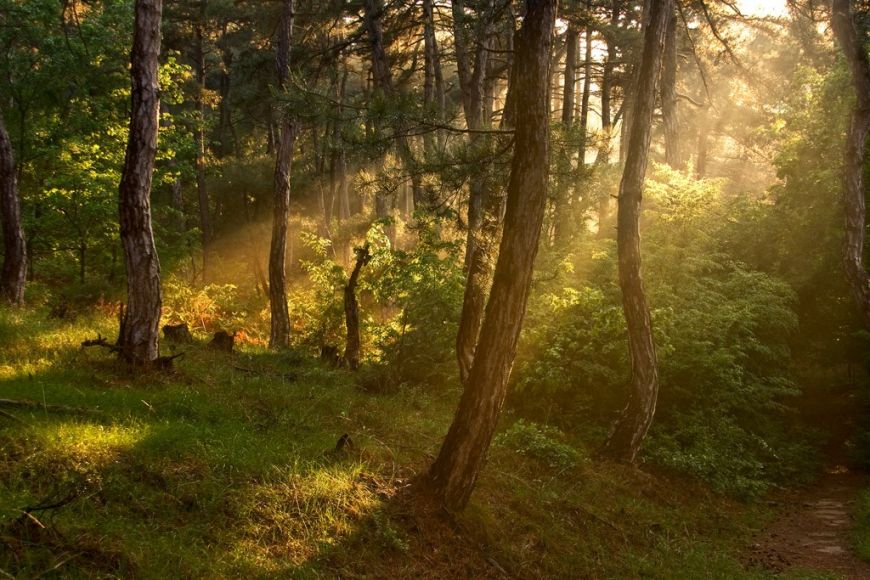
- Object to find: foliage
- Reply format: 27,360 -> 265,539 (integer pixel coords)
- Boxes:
513,168 -> 809,496
494,420 -> 584,470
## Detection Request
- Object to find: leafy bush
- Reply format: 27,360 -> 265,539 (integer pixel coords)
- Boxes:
511,168 -> 810,495
495,420 -> 583,470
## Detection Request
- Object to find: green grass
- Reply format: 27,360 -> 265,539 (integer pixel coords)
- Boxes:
0,308 -> 779,578
855,488 -> 870,562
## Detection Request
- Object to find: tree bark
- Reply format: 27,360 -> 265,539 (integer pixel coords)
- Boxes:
561,27 -> 577,126
194,3 -> 212,280
344,243 -> 370,370
661,7 -> 681,169
578,20 -> 592,163
832,0 -> 870,329
600,0 -> 671,463
596,0 -> 622,165
427,0 -> 556,512
118,0 -> 163,365
0,109 -> 26,305
453,0 -> 502,383
269,0 -> 296,349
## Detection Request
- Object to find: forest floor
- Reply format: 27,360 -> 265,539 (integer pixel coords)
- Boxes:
0,308 -> 868,578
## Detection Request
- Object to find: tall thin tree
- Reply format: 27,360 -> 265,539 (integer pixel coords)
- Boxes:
600,0 -> 672,463
118,0 -> 163,364
427,0 -> 556,511
269,0 -> 296,349
832,0 -> 870,328
661,6 -> 681,169
0,108 -> 26,306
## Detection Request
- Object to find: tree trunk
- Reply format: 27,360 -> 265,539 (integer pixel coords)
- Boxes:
579,21 -> 592,164
427,0 -> 556,512
561,27 -> 577,126
422,0 -> 445,159
344,243 -> 371,370
661,7 -> 681,169
0,109 -> 26,305
596,0 -> 622,165
269,0 -> 295,349
118,0 -> 163,365
832,0 -> 870,329
600,0 -> 671,463
194,4 -> 212,280
454,0 -> 502,383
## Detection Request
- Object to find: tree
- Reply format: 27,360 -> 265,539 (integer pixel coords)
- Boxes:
661,6 -> 681,169
268,0 -> 296,350
600,0 -> 672,463
453,0 -> 500,383
0,107 -> 26,305
427,0 -> 556,511
118,0 -> 163,364
831,0 -> 870,329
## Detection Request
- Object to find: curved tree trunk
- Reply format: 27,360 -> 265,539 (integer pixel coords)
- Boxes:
832,0 -> 870,329
118,0 -> 163,365
344,243 -> 370,370
269,0 -> 296,349
0,109 -> 26,306
427,0 -> 556,512
600,0 -> 671,463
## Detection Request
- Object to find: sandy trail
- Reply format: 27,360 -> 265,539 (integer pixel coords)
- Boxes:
747,467 -> 870,579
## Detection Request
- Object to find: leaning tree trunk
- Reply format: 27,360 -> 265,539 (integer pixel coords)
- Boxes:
661,7 -> 681,169
832,0 -> 870,329
453,0 -> 500,384
269,0 -> 296,349
600,0 -> 671,463
118,0 -> 163,365
344,243 -> 371,370
427,0 -> 556,512
0,109 -> 26,306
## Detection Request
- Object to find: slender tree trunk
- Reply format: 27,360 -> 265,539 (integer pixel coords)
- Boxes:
0,109 -> 26,305
269,0 -> 295,349
562,27 -> 577,126
118,0 -> 163,365
578,18 -> 592,163
427,0 -> 556,511
661,7 -> 681,169
344,243 -> 370,370
454,0 -> 501,383
601,0 -> 671,463
422,0 -> 445,160
832,0 -> 870,328
553,26 -> 578,246
596,0 -> 622,165
194,4 -> 212,280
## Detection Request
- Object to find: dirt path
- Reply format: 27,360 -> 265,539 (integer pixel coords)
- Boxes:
747,467 -> 870,579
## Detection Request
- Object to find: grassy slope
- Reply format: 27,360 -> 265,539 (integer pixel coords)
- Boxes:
0,309 -> 814,578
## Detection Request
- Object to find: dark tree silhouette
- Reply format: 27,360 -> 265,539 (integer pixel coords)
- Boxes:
0,109 -> 26,306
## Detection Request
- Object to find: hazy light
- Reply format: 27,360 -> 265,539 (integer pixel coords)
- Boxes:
737,0 -> 789,18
